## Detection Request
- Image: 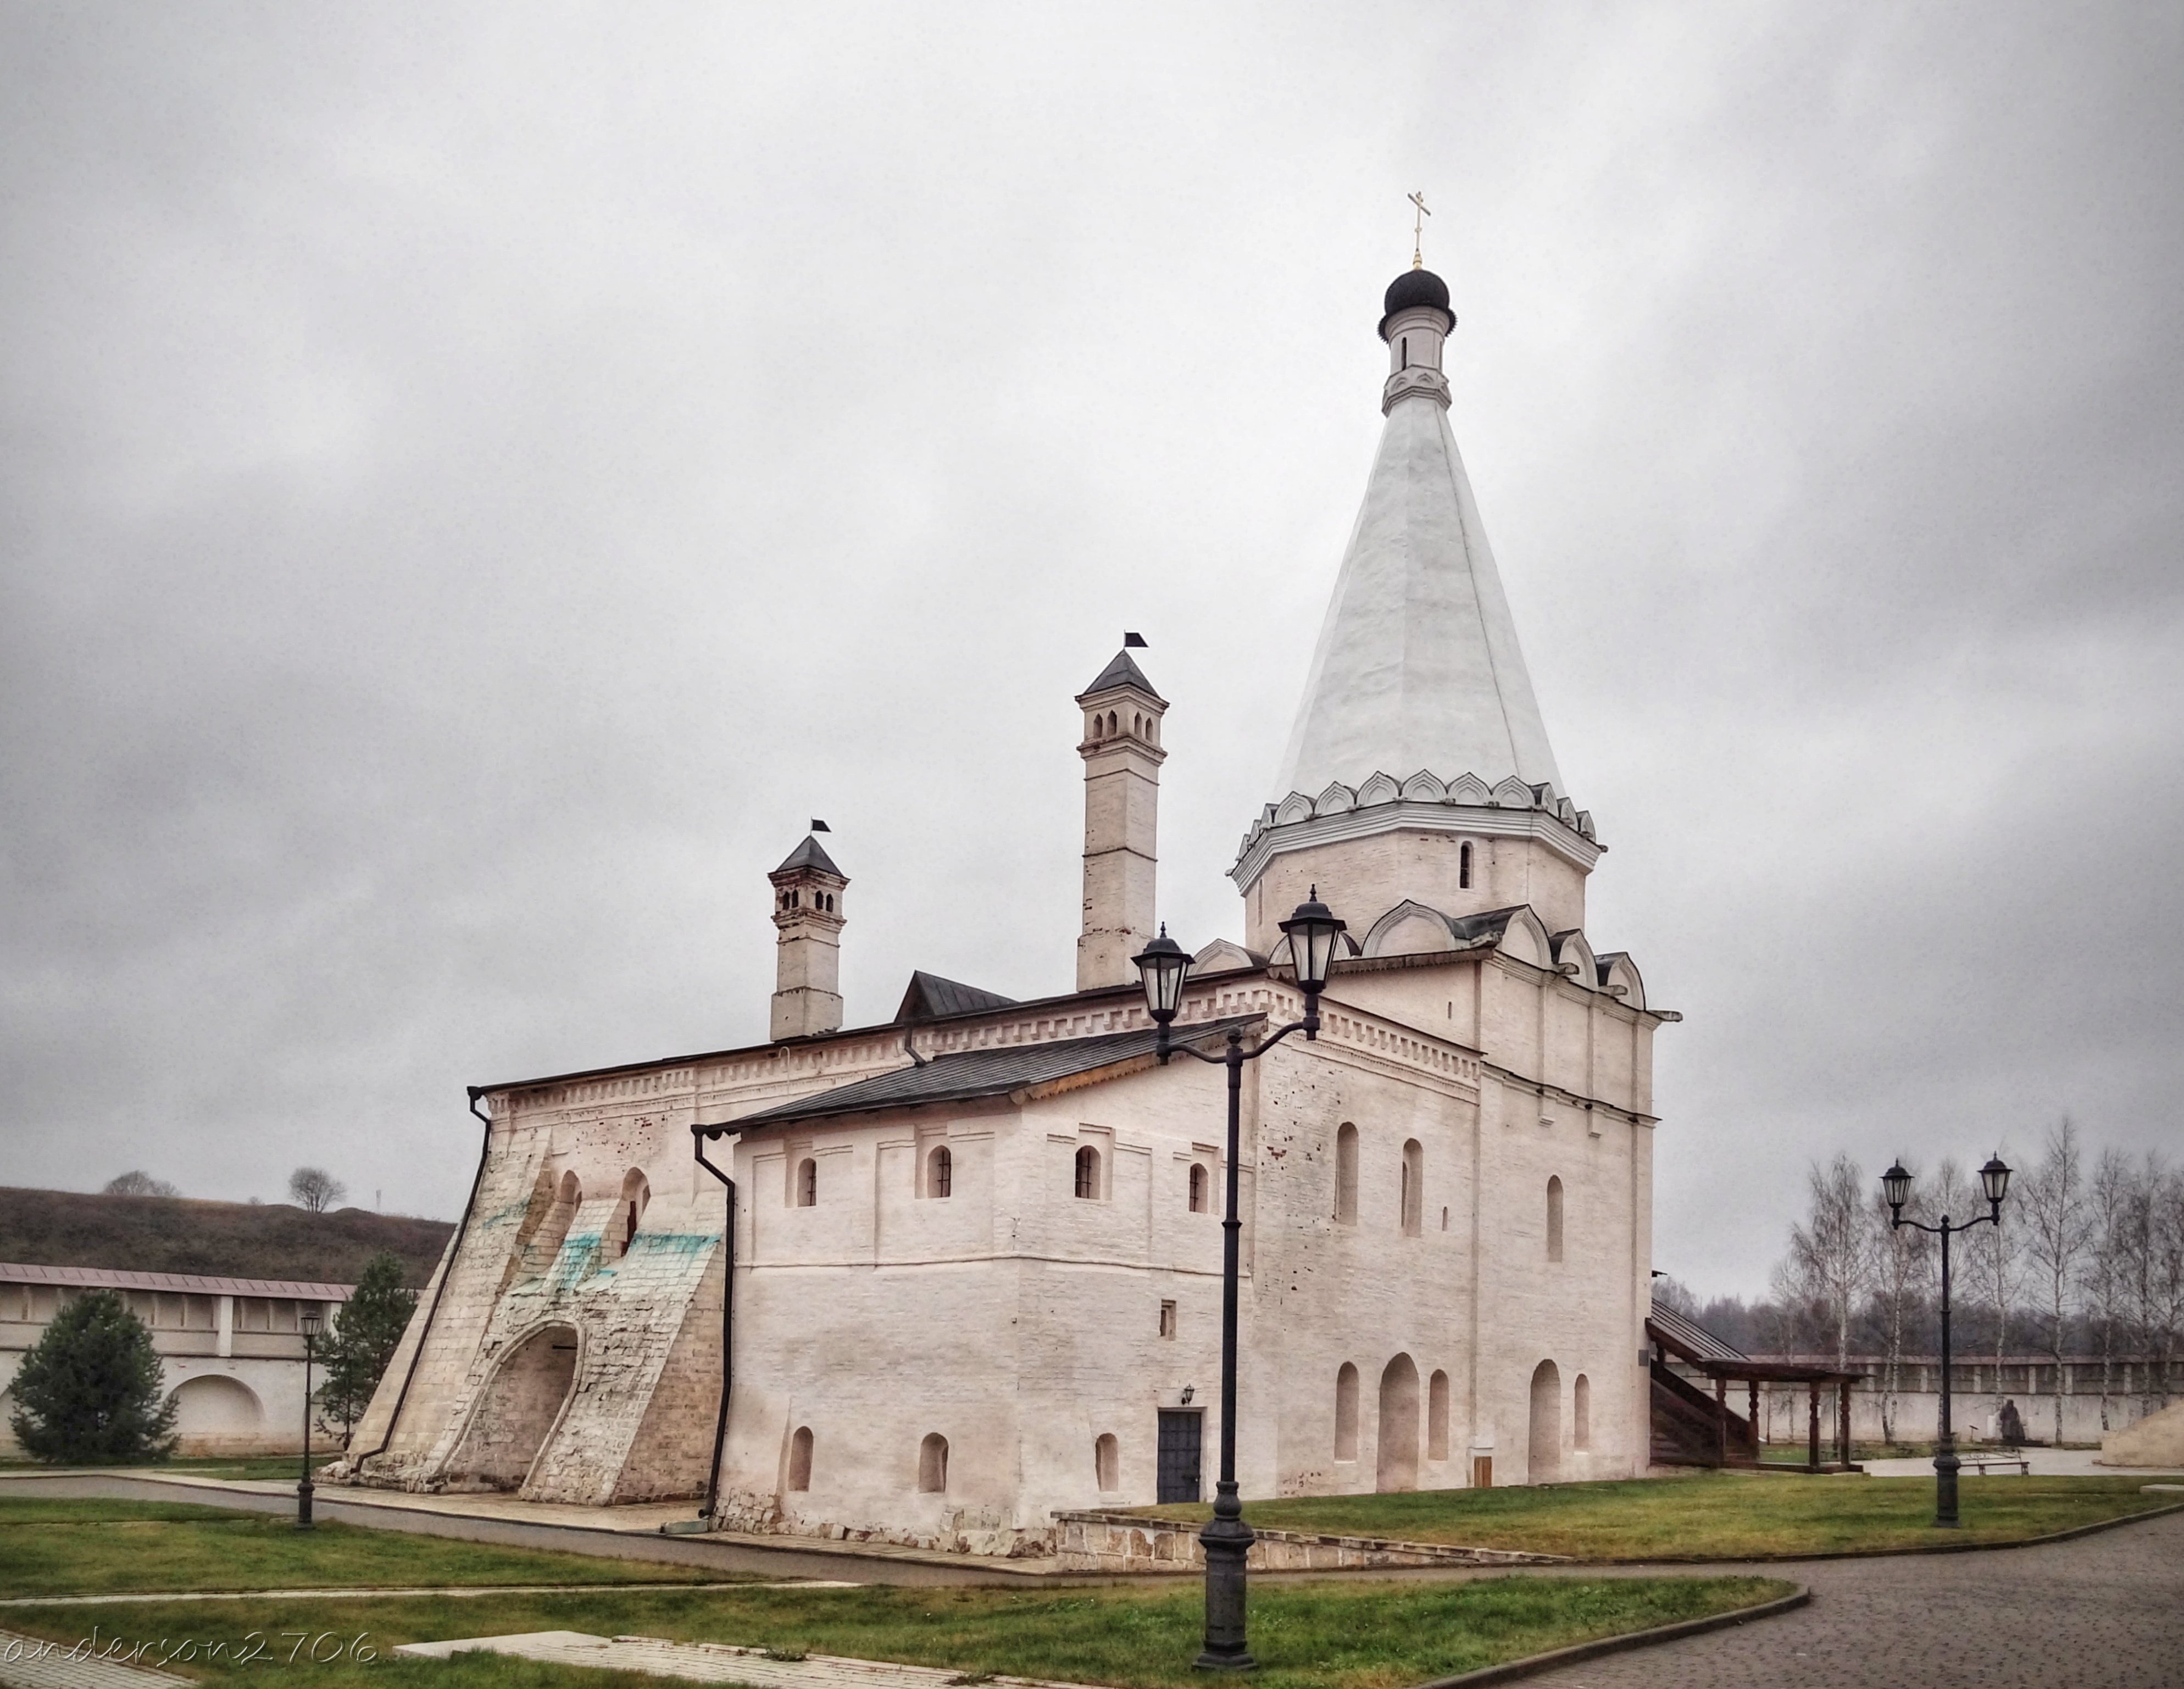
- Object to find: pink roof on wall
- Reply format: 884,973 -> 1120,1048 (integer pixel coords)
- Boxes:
0,1262 -> 354,1300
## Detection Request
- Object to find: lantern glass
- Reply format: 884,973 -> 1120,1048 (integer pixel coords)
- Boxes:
1132,926 -> 1191,1023
1881,1162 -> 1912,1210
299,1308 -> 324,1337
1980,1155 -> 2012,1207
1279,888 -> 1347,992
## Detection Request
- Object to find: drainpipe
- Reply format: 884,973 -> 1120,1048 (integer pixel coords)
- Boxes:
349,1087 -> 496,1473
691,1124 -> 738,1520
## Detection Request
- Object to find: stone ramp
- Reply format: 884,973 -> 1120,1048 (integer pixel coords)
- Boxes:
0,1630 -> 190,1689
394,1632 -> 1108,1689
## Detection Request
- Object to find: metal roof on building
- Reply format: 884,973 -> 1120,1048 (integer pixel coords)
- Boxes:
0,1262 -> 354,1300
1647,1301 -> 1748,1363
893,971 -> 1020,1024
713,1014 -> 1264,1134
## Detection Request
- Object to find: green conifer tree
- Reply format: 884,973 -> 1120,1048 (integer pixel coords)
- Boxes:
316,1252 -> 418,1440
9,1290 -> 177,1463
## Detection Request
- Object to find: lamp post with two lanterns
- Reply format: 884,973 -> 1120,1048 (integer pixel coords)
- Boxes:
1132,890 -> 1348,1673
1880,1154 -> 2012,1529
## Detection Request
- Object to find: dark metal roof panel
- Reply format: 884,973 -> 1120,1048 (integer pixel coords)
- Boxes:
772,835 -> 844,877
1646,1302 -> 1749,1363
720,1014 -> 1263,1132
894,971 -> 1020,1024
1077,650 -> 1164,702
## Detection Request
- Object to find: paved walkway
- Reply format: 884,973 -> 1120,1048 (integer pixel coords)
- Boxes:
396,1631 -> 1103,1689
0,1630 -> 188,1689
1859,1447 -> 2182,1478
1521,1504 -> 2184,1689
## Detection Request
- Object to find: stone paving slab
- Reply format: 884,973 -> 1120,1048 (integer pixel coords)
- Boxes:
1517,1503 -> 2184,1689
395,1631 -> 1107,1689
0,1629 -> 189,1689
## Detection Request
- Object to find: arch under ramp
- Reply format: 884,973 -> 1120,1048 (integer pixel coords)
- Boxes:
445,1323 -> 581,1491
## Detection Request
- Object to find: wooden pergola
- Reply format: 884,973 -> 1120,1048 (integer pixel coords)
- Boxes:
1647,1305 -> 1864,1473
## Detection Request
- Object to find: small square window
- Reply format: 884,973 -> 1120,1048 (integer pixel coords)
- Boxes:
1159,1299 -> 1177,1339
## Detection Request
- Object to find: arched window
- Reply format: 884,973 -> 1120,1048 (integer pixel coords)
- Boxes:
1094,1432 -> 1120,1492
1428,1369 -> 1451,1462
1074,1146 -> 1099,1200
918,1432 -> 948,1493
1188,1163 -> 1207,1213
617,1169 -> 650,1256
1401,1140 -> 1424,1236
1574,1375 -> 1591,1451
1335,1124 -> 1359,1226
532,1170 -> 581,1269
1401,334 -> 1409,369
928,1145 -> 952,1199
1107,710 -> 1119,737
1335,1363 -> 1360,1460
1546,1176 -> 1564,1263
788,1426 -> 813,1491
1459,841 -> 1473,889
797,1158 -> 818,1208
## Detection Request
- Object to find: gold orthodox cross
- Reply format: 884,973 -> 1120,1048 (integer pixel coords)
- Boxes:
1409,191 -> 1431,269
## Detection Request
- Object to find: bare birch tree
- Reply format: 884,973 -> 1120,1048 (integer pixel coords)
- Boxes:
2149,1162 -> 2184,1408
1869,1166 -> 1930,1446
1961,1147 -> 2025,1437
2083,1147 -> 2138,1430
2020,1118 -> 2088,1443
1784,1153 -> 1872,1372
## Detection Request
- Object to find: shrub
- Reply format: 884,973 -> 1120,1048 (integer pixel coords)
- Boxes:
9,1290 -> 176,1464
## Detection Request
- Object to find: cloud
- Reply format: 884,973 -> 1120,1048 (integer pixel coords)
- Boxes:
2,3 -> 2177,1295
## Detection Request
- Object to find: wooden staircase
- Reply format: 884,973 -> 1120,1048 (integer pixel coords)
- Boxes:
1650,1358 -> 1757,1467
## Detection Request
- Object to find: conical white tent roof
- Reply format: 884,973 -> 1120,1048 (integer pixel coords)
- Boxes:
1274,392 -> 1561,801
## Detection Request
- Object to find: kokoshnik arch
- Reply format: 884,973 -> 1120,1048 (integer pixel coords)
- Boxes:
329,258 -> 1675,1557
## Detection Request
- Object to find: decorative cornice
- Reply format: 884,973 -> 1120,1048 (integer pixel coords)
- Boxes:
1230,769 -> 1601,888
1381,368 -> 1450,414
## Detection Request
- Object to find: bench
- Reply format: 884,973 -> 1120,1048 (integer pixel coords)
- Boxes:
1959,1453 -> 2031,1475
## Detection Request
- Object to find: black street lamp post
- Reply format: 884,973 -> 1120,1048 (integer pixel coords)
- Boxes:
297,1308 -> 323,1530
1881,1154 -> 2011,1528
1135,890 -> 1347,1672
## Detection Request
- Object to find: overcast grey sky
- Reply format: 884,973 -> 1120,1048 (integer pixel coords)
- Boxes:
3,2 -> 2178,1297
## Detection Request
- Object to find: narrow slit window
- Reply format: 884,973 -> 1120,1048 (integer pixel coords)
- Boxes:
798,1158 -> 818,1208
1075,1145 -> 1099,1200
1159,1299 -> 1177,1338
1547,1176 -> 1564,1262
929,1145 -> 952,1199
1188,1163 -> 1207,1213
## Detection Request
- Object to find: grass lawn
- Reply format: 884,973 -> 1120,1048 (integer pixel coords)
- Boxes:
0,1576 -> 1794,1689
0,1455 -> 342,1483
1134,1473 -> 2182,1561
0,1498 -> 733,1599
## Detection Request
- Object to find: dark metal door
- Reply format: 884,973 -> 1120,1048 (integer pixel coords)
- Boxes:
1157,1410 -> 1202,1503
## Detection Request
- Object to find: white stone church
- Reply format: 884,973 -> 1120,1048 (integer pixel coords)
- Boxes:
335,260 -> 1671,1557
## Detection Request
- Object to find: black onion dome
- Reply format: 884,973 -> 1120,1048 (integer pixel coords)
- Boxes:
1378,266 -> 1452,340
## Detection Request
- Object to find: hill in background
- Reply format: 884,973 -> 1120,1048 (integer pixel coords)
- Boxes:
0,1187 -> 454,1287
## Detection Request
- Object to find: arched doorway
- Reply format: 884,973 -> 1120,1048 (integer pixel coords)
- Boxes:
1528,1359 -> 1561,1482
1376,1354 -> 1420,1492
447,1324 -> 580,1490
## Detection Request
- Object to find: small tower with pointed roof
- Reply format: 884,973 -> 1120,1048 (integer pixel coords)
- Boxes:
768,831 -> 848,1041
1075,643 -> 1166,991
